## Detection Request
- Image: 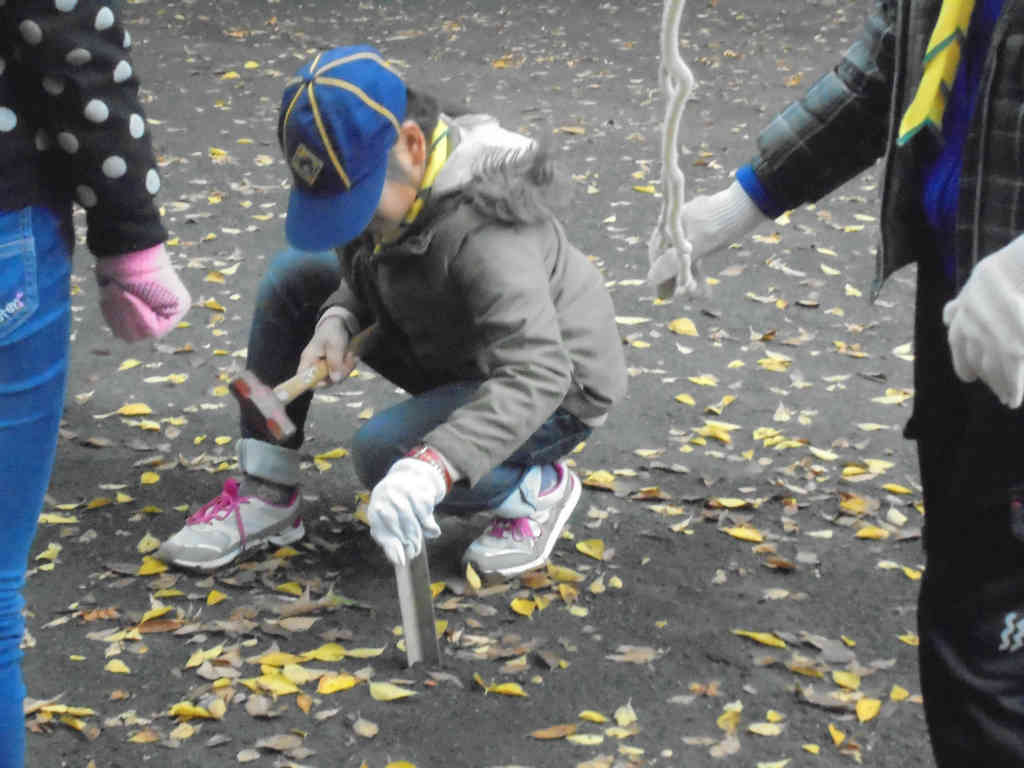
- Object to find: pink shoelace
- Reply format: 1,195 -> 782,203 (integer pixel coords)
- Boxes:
487,517 -> 536,541
186,478 -> 251,548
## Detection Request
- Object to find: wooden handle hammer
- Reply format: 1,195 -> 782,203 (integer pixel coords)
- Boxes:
229,324 -> 375,443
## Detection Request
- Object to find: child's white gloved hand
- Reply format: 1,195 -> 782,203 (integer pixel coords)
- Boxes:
647,181 -> 769,287
367,457 -> 446,566
944,234 -> 1024,408
299,310 -> 351,384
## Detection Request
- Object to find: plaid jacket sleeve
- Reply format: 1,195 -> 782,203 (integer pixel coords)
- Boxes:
748,0 -> 898,212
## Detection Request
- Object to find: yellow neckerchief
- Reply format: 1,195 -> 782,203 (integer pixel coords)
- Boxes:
897,0 -> 976,145
375,118 -> 450,249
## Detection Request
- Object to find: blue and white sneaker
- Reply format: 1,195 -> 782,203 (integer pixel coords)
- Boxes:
463,461 -> 581,579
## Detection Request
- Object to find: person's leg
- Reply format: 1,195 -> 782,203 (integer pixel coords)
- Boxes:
351,381 -> 592,576
912,250 -> 1024,765
158,247 -> 340,571
0,206 -> 72,767
240,246 -> 342,448
916,461 -> 1024,766
351,381 -> 590,508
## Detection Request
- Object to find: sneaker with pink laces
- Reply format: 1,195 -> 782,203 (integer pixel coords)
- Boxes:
463,461 -> 581,579
156,478 -> 303,571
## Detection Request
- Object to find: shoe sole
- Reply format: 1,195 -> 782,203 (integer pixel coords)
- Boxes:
164,519 -> 306,573
477,471 -> 582,580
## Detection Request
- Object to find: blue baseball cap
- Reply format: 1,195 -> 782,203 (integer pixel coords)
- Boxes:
278,45 -> 407,251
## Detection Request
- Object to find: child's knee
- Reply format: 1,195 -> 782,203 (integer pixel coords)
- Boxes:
351,421 -> 401,488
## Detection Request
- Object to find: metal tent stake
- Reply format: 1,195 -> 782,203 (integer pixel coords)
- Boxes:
395,548 -> 441,667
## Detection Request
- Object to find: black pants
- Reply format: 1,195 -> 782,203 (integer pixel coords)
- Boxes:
911,252 -> 1024,766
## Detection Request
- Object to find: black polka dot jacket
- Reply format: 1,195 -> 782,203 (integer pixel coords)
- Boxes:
0,0 -> 166,257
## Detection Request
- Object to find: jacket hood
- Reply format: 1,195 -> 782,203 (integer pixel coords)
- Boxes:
434,114 -> 571,225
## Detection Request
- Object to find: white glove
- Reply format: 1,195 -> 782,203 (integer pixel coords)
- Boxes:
298,309 -> 351,384
943,234 -> 1024,408
647,181 -> 769,288
367,457 -> 446,566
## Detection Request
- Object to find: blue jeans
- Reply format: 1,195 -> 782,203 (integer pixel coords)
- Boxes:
0,206 -> 72,768
352,382 -> 592,512
242,247 -> 341,449
244,247 -> 592,510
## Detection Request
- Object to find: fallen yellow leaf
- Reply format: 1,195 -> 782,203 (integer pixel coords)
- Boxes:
511,598 -> 535,618
890,684 -> 910,701
832,670 -> 860,690
732,629 -> 786,648
576,538 -> 605,561
318,673 -> 360,695
137,556 -> 168,576
466,562 -> 482,590
369,681 -> 416,701
721,526 -> 763,543
856,697 -> 881,723
668,317 -> 698,337
105,659 -> 131,675
828,722 -> 845,746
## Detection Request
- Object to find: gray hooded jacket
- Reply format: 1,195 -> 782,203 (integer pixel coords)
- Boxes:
321,114 -> 628,485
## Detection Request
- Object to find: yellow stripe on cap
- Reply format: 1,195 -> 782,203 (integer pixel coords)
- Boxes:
314,77 -> 402,137
313,50 -> 401,79
308,82 -> 351,189
281,50 -> 323,153
281,82 -> 306,139
897,0 -> 975,145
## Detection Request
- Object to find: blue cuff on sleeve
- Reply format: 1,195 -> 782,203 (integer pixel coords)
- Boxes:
736,164 -> 786,220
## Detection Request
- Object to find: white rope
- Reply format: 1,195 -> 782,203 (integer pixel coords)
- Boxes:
648,0 -> 698,297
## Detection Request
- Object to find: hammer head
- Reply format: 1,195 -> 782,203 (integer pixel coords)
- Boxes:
229,371 -> 295,443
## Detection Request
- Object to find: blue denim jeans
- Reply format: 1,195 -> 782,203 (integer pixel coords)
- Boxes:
0,206 -> 72,768
243,247 -> 592,511
241,247 -> 341,449
352,381 -> 592,512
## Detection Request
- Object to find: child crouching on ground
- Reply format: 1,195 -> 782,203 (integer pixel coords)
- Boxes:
159,44 -> 627,577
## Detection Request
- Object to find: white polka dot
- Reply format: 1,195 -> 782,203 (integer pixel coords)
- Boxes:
65,48 -> 91,66
102,155 -> 126,178
83,99 -> 109,123
41,76 -> 63,95
94,7 -> 114,31
128,113 -> 145,138
35,130 -> 50,151
0,108 -> 16,132
76,185 -> 97,208
145,169 -> 160,195
122,30 -> 131,48
55,0 -> 78,11
112,60 -> 132,83
57,131 -> 78,153
19,20 -> 43,45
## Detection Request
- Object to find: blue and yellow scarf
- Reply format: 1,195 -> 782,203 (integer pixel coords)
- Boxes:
897,0 -> 976,145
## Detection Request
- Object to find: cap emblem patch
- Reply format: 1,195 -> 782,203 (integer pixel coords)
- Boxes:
290,143 -> 325,187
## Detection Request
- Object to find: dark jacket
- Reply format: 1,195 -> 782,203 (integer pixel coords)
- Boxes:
0,0 -> 165,256
746,0 -> 1024,298
322,114 -> 628,485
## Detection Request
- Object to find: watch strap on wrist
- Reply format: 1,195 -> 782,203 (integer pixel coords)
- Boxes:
405,444 -> 454,494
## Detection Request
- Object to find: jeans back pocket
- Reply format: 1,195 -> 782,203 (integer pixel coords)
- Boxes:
0,208 -> 39,343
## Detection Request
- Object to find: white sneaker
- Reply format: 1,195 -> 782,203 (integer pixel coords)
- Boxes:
157,477 -> 304,571
463,461 -> 581,579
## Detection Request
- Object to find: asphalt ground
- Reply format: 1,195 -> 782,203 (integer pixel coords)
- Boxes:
23,1 -> 933,766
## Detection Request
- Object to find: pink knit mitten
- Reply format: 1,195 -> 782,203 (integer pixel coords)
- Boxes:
95,244 -> 191,341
